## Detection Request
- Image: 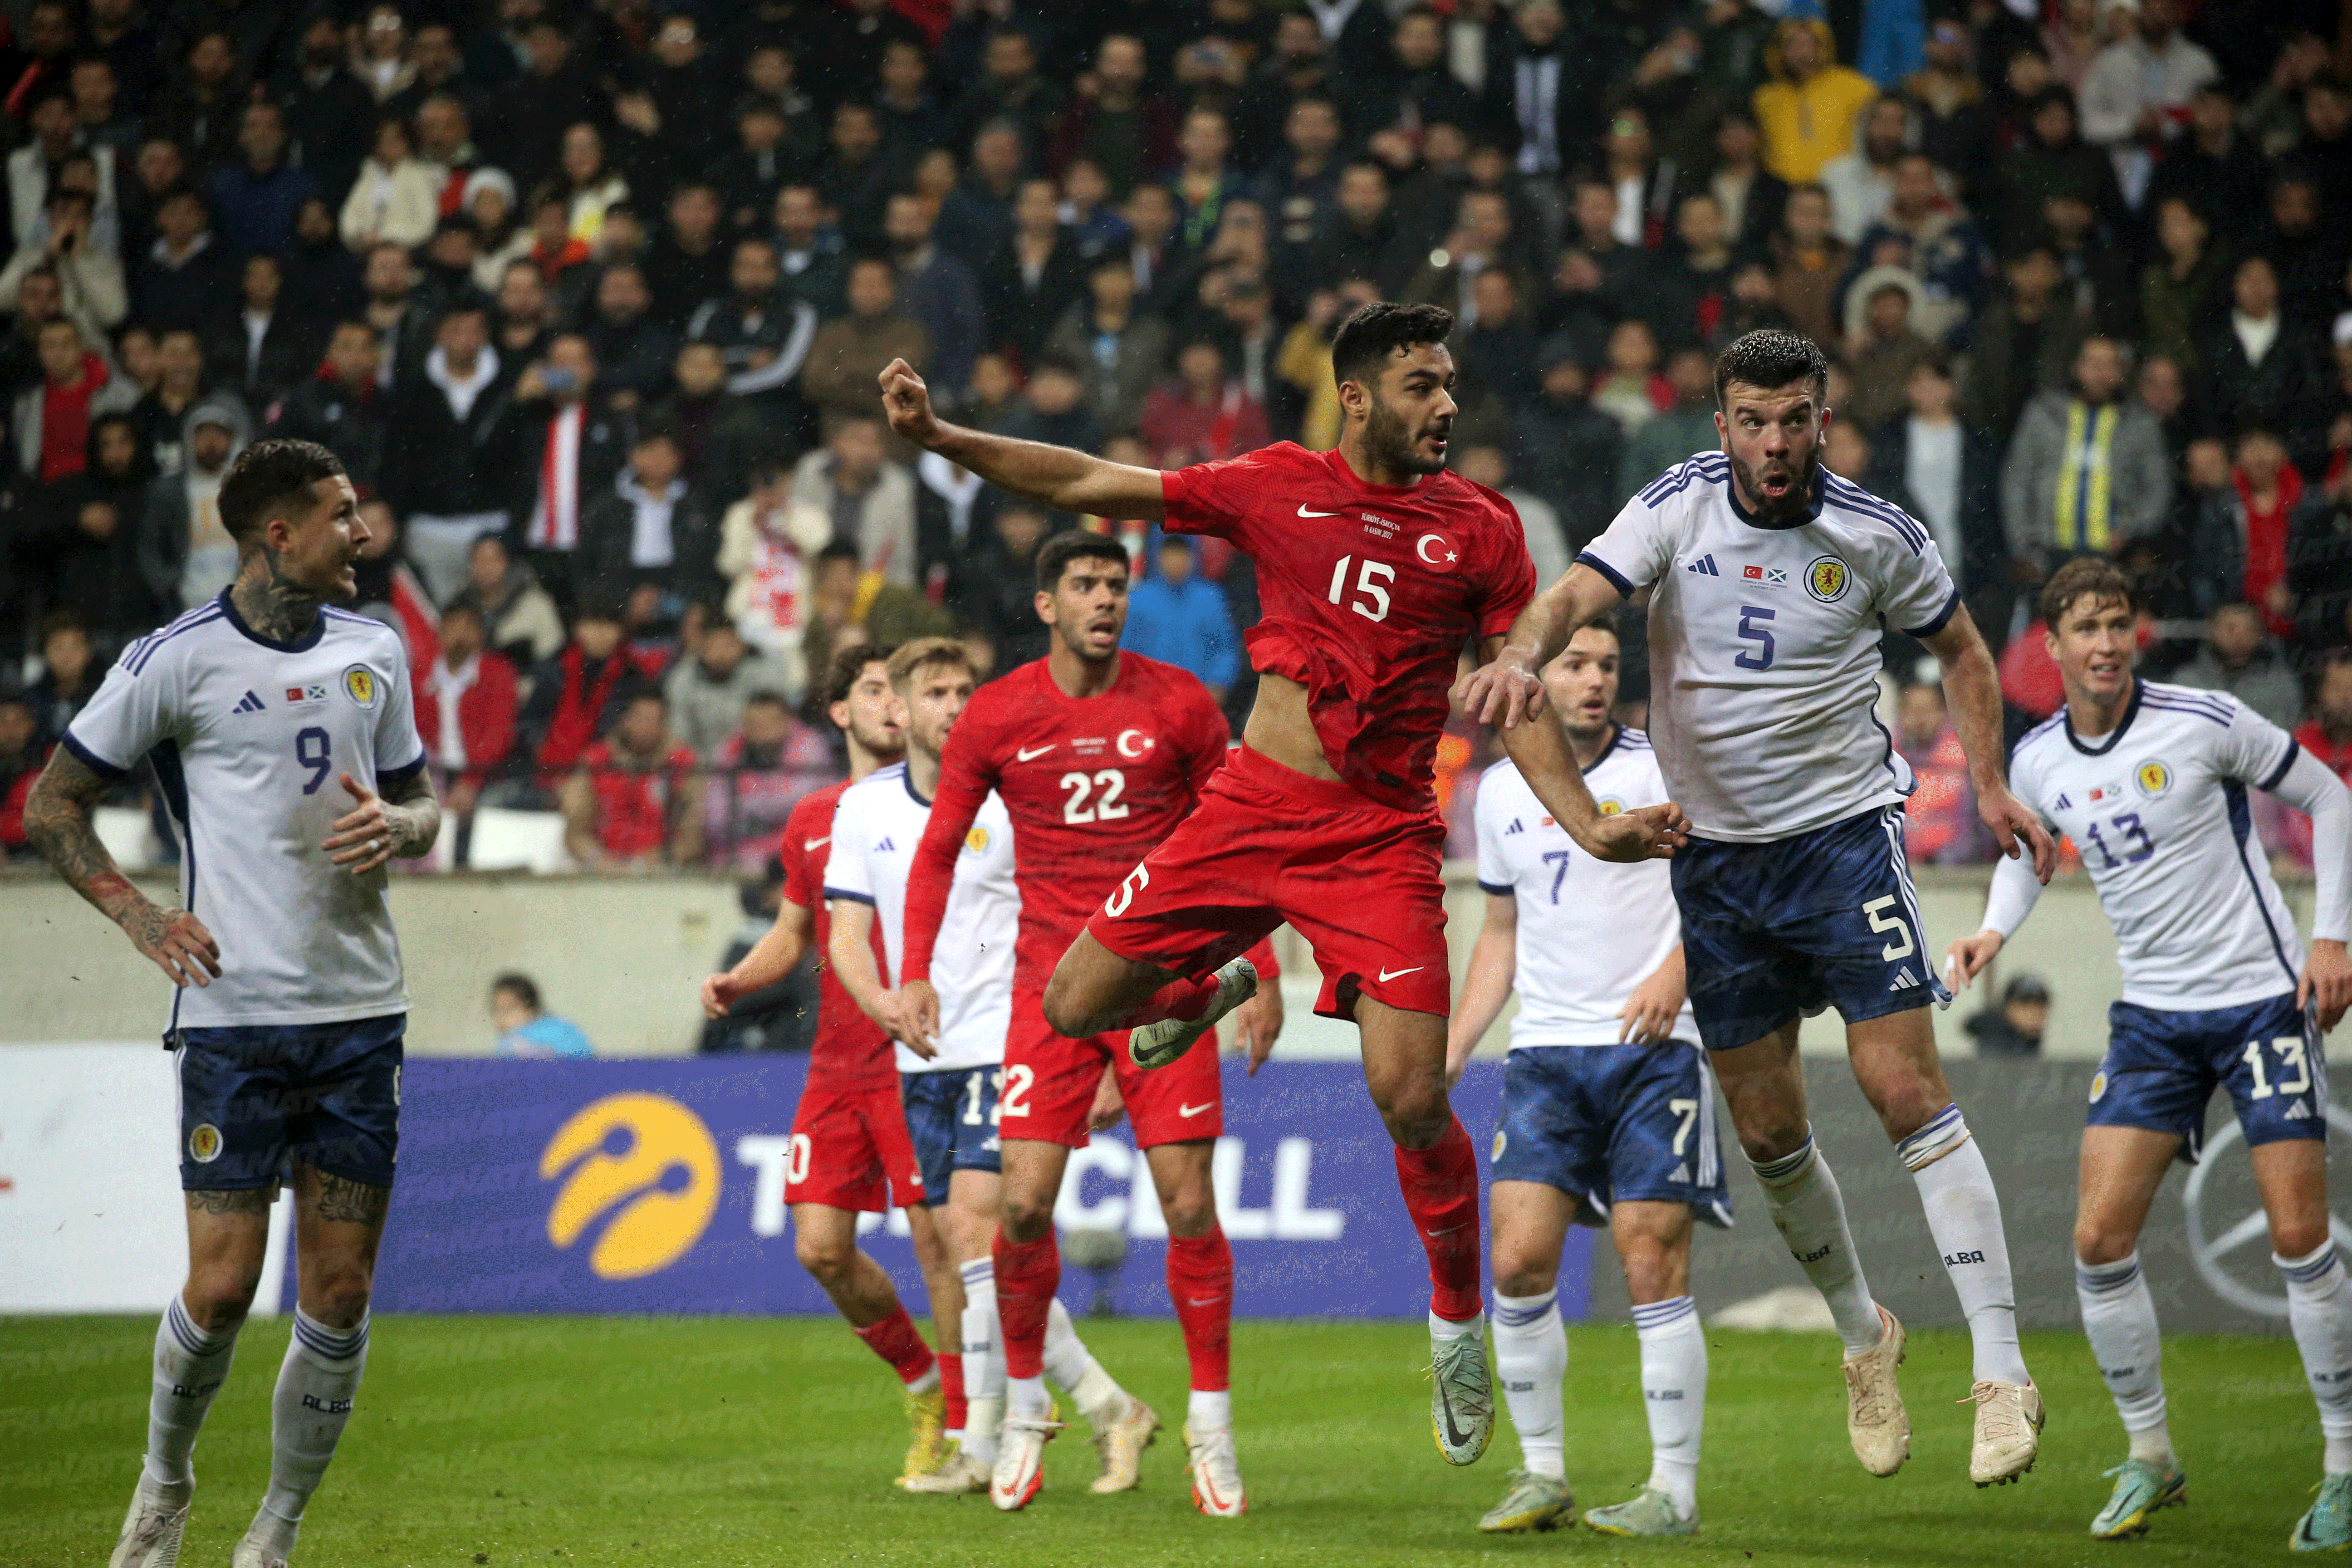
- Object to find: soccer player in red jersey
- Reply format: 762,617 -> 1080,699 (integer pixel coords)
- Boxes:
701,643 -> 958,1485
878,301 -> 1681,1472
896,530 -> 1284,1516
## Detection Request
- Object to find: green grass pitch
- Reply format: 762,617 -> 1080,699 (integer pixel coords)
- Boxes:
0,1314 -> 2328,1566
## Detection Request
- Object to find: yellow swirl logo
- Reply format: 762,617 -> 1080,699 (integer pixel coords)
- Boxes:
540,1093 -> 720,1279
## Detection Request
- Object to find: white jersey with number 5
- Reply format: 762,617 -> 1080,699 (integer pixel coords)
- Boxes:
2001,683 -> 2307,1010
1578,455 -> 1960,843
1474,729 -> 1697,1047
824,761 -> 1017,1073
61,594 -> 425,1029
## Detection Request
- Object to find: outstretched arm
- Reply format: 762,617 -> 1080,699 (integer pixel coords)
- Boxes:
1924,606 -> 2057,882
24,747 -> 221,987
1453,564 -> 1626,729
880,358 -> 1167,521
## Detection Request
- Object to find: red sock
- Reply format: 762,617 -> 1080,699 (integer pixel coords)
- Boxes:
1395,1115 -> 1483,1322
1166,1226 -> 1234,1392
1122,972 -> 1221,1027
994,1231 -> 1060,1380
853,1303 -> 937,1386
939,1339 -> 966,1430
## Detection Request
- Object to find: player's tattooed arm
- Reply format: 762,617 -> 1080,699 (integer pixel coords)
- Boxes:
309,1171 -> 392,1225
24,748 -> 223,986
322,767 -> 442,874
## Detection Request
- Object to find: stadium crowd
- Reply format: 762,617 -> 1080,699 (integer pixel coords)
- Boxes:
0,0 -> 2347,873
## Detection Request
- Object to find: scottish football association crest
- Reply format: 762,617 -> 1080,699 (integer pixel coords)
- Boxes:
341,665 -> 382,710
1804,555 -> 1851,603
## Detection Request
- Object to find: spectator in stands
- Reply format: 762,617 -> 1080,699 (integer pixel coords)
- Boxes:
686,235 -> 818,427
383,304 -> 515,605
1753,19 -> 1877,187
1142,338 -> 1268,468
265,320 -> 387,495
14,412 -> 152,651
1512,338 -> 1623,551
27,608 -> 97,744
490,973 -> 595,1058
2001,335 -> 2170,576
2174,600 -> 2303,729
274,13 -> 374,201
1994,85 -> 2125,252
577,427 -> 714,608
2298,652 -> 2352,785
2079,0 -> 2215,206
1590,319 -> 1671,438
338,113 -> 439,253
510,330 -> 627,613
135,397 -> 244,615
0,688 -> 41,859
980,177 -> 1084,367
997,356 -> 1104,466
562,685 -> 704,868
645,181 -> 728,335
1045,252 -> 1168,437
703,689 -> 836,873
1620,346 -> 1719,503
1896,680 -> 1982,863
1965,972 -> 2049,1057
416,600 -> 518,820
2193,425 -> 2321,628
1766,183 -> 1851,348
452,533 -> 564,670
0,192 -> 127,348
653,341 -> 761,511
578,264 -> 674,414
2203,254 -> 2330,462
1455,443 -> 1570,584
133,187 -> 233,335
666,618 -> 790,762
524,595 -> 665,783
1821,94 -> 1911,245
804,255 -> 931,429
201,253 -> 312,410
1968,243 -> 2082,441
789,412 -> 917,589
1875,356 -> 2004,629
947,505 -> 1049,668
2146,79 -> 2266,240
2138,195 -> 2229,376
15,318 -> 135,485
278,197 -> 363,337
211,99 -> 318,258
1126,535 -> 1240,699
1854,152 -> 1991,346
358,240 -> 428,389
1842,274 -> 1940,433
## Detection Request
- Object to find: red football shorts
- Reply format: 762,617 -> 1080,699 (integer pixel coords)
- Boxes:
1086,745 -> 1452,1020
1000,985 -> 1224,1149
784,1075 -> 926,1212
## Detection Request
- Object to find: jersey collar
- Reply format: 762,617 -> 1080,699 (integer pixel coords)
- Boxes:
216,587 -> 325,653
1581,722 -> 1622,774
901,766 -> 931,807
2063,678 -> 2141,756
1725,467 -> 1825,530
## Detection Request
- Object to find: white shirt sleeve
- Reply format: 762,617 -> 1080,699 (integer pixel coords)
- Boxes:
62,642 -> 185,779
1576,487 -> 1679,594
1980,847 -> 2045,938
2267,746 -> 2352,944
374,660 -> 426,780
2213,695 -> 2300,789
1877,531 -> 1962,638
822,789 -> 875,904
1474,775 -> 1513,895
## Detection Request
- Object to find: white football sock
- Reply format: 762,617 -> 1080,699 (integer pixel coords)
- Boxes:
144,1294 -> 240,1489
1491,1289 -> 1566,1480
1044,1297 -> 1127,1427
960,1259 -> 1003,1466
1747,1132 -> 1881,1357
1632,1294 -> 1705,1518
2075,1251 -> 2170,1461
2278,1243 -> 2352,1475
253,1310 -> 368,1549
1428,1309 -> 1482,1340
1899,1106 -> 2030,1385
1007,1374 -> 1050,1421
1188,1388 -> 1233,1432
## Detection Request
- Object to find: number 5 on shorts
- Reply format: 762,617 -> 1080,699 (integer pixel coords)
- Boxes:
1863,895 -> 1914,961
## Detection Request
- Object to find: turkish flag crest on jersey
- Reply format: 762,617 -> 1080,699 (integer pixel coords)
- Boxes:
1411,529 -> 1462,573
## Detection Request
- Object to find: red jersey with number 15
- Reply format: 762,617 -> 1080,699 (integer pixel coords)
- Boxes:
779,781 -> 894,1091
904,652 -> 1231,990
1161,442 -> 1536,813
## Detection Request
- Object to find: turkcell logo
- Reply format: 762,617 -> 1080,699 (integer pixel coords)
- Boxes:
540,1093 -> 721,1280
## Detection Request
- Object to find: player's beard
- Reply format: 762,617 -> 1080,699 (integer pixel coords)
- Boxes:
1362,396 -> 1447,476
1730,444 -> 1821,521
848,715 -> 905,762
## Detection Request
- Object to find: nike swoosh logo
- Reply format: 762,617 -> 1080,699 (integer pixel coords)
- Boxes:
805,837 -> 829,850
1016,743 -> 1056,760
1178,1101 -> 1214,1117
1297,504 -> 1341,517
1378,965 -> 1425,982
1436,1372 -> 1473,1450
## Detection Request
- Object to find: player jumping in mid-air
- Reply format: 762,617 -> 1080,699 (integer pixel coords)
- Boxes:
1448,622 -> 1729,1539
26,441 -> 441,1568
701,644 -> 959,1485
1460,328 -> 2058,1488
882,303 -> 1678,1478
893,532 -> 1283,1515
826,636 -> 1158,1496
1947,558 -> 2352,1548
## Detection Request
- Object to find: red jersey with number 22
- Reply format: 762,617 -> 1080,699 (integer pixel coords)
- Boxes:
1161,442 -> 1536,813
904,652 -> 1231,990
779,781 -> 894,1091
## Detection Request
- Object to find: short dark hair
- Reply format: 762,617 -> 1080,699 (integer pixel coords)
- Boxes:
218,439 -> 345,549
824,639 -> 897,709
2038,554 -> 2134,626
491,972 -> 542,1011
1712,328 -> 1830,407
1331,300 -> 1455,390
1036,528 -> 1129,591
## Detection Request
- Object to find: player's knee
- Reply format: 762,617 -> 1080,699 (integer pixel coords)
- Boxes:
1161,1190 -> 1216,1236
1734,1121 -> 1806,1166
1490,1245 -> 1557,1299
1618,1240 -> 1684,1304
1372,1081 -> 1449,1147
181,1267 -> 259,1331
794,1230 -> 855,1281
998,1188 -> 1055,1242
2072,1221 -> 2138,1268
1039,975 -> 1101,1039
2272,1213 -> 2332,1261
